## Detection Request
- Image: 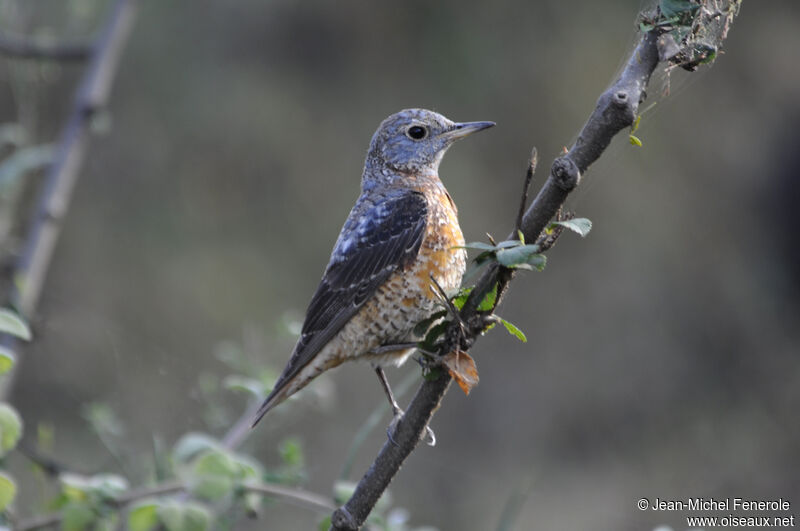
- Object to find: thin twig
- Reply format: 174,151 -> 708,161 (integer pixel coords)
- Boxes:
0,35 -> 91,61
243,481 -> 336,513
221,397 -> 264,450
515,147 -> 538,236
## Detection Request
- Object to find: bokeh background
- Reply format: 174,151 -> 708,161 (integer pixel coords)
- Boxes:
2,0 -> 799,529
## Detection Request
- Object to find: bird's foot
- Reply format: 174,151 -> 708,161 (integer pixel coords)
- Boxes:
387,407 -> 436,447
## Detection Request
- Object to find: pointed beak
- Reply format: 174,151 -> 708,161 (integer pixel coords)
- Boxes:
444,120 -> 495,141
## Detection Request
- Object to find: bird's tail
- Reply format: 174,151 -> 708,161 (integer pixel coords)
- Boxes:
250,384 -> 290,427
250,352 -> 343,427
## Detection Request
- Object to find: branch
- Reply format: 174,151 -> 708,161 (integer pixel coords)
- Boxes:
244,482 -> 336,513
330,30 -> 662,531
0,0 -> 139,399
0,35 -> 90,61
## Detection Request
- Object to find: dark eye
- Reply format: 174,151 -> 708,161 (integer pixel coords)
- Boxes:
406,125 -> 428,140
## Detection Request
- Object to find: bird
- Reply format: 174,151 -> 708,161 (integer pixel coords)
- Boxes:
251,108 -> 494,431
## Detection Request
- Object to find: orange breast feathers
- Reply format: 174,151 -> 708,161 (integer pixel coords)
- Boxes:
411,185 -> 466,299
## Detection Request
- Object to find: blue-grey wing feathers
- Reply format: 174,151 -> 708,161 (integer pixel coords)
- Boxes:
252,190 -> 427,425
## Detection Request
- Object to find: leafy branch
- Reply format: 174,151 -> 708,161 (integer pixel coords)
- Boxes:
330,1 -> 741,529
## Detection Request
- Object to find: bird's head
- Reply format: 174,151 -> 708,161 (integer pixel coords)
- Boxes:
365,109 -> 494,179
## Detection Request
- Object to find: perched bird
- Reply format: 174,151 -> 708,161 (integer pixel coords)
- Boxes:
252,109 -> 494,429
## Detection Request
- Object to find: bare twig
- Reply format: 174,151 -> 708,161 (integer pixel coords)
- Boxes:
0,35 -> 90,61
244,481 -> 336,513
221,397 -> 264,450
331,29 -> 664,531
0,0 -> 138,400
515,147 -> 538,236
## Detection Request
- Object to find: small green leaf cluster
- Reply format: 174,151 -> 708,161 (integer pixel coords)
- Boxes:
48,473 -> 129,531
8,333 -> 318,530
419,219 -> 592,350
129,500 -> 211,531
173,433 -> 263,505
460,239 -> 546,272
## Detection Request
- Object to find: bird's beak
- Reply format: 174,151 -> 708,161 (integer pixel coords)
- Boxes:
444,120 -> 495,141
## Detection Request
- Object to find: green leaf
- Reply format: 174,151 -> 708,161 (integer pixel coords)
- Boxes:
93,515 -> 119,531
477,283 -> 498,311
128,501 -> 160,531
499,318 -> 528,342
279,437 -> 304,467
507,254 -> 547,272
243,490 -> 262,517
452,287 -> 473,311
62,502 -> 96,531
452,284 -> 498,312
173,433 -> 221,463
59,472 -> 128,503
188,450 -> 237,501
413,310 -> 447,337
629,134 -> 643,147
0,403 -> 22,456
458,241 -> 498,251
0,346 -> 15,375
158,501 -> 211,531
222,375 -> 265,398
496,244 -> 545,271
421,321 -> 448,349
318,516 -> 333,531
0,308 -> 31,341
0,472 -> 17,511
494,240 -> 524,249
552,218 -> 593,237
473,250 -> 495,265
158,502 -> 183,531
89,473 -> 129,499
631,114 -> 642,133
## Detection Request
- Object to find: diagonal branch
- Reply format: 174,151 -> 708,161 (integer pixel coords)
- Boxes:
331,30 -> 662,531
0,0 -> 139,400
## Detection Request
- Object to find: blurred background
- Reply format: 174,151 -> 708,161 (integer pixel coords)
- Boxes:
2,0 -> 798,529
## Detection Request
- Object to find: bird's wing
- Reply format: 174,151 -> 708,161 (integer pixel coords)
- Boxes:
268,189 -> 428,400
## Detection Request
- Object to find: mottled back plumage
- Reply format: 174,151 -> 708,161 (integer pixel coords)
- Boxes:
253,109 -> 493,426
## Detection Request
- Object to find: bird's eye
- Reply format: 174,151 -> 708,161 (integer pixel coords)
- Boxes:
406,125 -> 428,140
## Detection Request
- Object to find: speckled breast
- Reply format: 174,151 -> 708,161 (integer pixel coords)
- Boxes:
367,181 -> 465,341
335,181 -> 466,365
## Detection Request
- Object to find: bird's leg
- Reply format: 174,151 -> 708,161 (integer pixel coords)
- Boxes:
374,365 -> 402,417
373,366 -> 436,447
